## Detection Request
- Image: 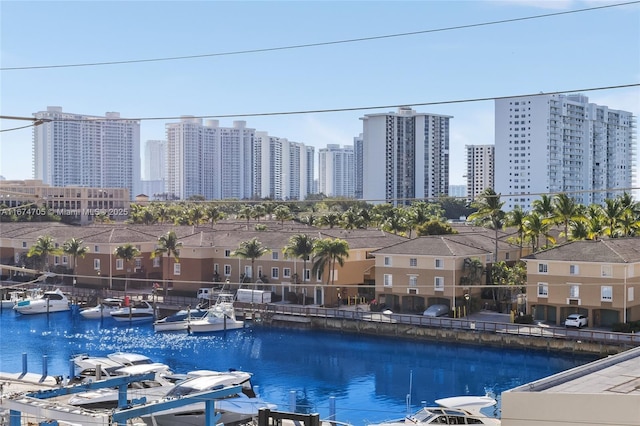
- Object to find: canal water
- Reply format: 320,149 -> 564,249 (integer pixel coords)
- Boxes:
0,307 -> 597,425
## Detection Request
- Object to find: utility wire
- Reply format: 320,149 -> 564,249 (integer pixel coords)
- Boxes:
1,82 -> 634,126
1,1 -> 637,71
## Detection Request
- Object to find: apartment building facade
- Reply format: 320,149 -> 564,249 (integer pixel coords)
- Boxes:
361,107 -> 451,205
32,106 -> 141,200
524,238 -> 640,327
495,94 -> 636,211
465,144 -> 494,202
318,144 -> 355,198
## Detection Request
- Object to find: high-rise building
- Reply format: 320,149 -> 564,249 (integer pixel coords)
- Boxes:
144,140 -> 167,181
495,94 -> 637,211
360,107 -> 451,205
465,144 -> 495,201
318,144 -> 355,197
254,132 -> 314,200
166,117 -> 255,200
32,106 -> 141,199
354,134 -> 364,199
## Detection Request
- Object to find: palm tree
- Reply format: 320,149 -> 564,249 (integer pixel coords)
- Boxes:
283,234 -> 316,284
532,194 -> 554,218
206,204 -> 225,227
551,193 -> 581,242
151,231 -> 182,297
506,206 -> 526,258
523,212 -> 555,252
62,238 -> 89,286
468,188 -> 505,263
602,198 -> 624,238
114,244 -> 140,293
274,205 -> 293,226
311,238 -> 350,286
27,235 -> 61,272
232,238 -> 269,283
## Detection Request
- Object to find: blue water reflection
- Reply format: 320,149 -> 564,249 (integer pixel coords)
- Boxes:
0,308 -> 597,425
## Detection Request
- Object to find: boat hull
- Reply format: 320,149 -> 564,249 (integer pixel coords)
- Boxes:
188,319 -> 245,333
13,301 -> 70,314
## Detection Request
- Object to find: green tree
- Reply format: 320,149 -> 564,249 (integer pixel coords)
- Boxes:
27,235 -> 61,272
415,219 -> 456,236
551,193 -> 582,242
232,238 -> 269,282
311,238 -> 350,286
62,237 -> 89,277
274,205 -> 293,226
114,243 -> 141,293
468,188 -> 505,263
506,206 -> 527,258
151,231 -> 182,297
283,234 -> 316,284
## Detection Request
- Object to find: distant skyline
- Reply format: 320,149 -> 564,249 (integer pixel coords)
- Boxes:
1,1 -> 638,188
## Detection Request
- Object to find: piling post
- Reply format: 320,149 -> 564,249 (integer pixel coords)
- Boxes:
41,355 -> 48,382
21,353 -> 27,377
289,390 -> 296,412
329,395 -> 336,421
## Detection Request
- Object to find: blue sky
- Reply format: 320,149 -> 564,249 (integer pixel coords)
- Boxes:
1,0 -> 639,186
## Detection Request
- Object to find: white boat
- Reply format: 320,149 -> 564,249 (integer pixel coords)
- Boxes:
368,396 -> 500,426
0,288 -> 40,309
13,288 -> 70,314
138,370 -> 277,426
110,300 -> 155,322
79,298 -> 123,319
71,352 -> 172,383
188,293 -> 245,333
68,363 -> 178,409
153,307 -> 208,332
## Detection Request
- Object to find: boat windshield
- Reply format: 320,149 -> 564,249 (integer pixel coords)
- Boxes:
407,408 -> 439,423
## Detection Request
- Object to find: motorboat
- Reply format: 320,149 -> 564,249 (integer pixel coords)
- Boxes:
0,288 -> 41,309
79,298 -> 123,319
13,288 -> 70,314
153,307 -> 208,332
138,370 -> 277,426
71,352 -> 173,383
110,300 -> 155,322
368,396 -> 500,426
68,363 -> 178,409
188,293 -> 245,333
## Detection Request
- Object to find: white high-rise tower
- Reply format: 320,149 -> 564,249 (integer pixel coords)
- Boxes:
318,144 -> 355,197
495,94 -> 636,211
32,106 -> 140,199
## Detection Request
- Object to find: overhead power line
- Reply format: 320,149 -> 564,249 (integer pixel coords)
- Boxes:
1,1 -> 637,71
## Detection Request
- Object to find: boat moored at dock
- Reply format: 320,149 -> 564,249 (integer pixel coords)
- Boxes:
13,288 -> 70,315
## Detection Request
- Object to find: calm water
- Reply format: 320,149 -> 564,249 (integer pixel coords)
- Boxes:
0,307 -> 597,425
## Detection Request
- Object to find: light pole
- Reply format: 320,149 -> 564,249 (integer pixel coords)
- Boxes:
464,292 -> 470,317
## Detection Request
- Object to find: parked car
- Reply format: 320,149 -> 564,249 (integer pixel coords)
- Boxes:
565,313 -> 588,328
423,304 -> 450,318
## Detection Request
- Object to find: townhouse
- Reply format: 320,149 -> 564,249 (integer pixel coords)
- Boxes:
523,238 -> 640,327
370,232 -> 521,315
0,221 -> 406,307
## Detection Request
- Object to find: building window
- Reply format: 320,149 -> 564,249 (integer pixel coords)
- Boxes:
93,259 -> 100,270
538,263 -> 548,273
434,277 -> 444,291
570,264 -> 579,275
601,286 -> 613,302
435,259 -> 443,269
283,268 -> 291,278
94,245 -> 100,253
601,265 -> 612,277
224,264 -> 231,276
272,251 -> 279,260
383,274 -> 393,287
174,263 -> 181,275
22,241 -> 27,248
134,258 -> 142,269
408,275 -> 417,287
116,259 -> 124,270
153,257 -> 161,268
224,249 -> 231,257
384,256 -> 392,266
214,264 -> 219,274
62,256 -> 68,265
271,268 -> 279,279
569,284 -> 580,299
409,258 -> 417,267
304,269 -> 311,282
537,282 -> 548,297
245,265 -> 252,279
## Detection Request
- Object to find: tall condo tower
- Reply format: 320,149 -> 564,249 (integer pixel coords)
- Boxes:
354,134 -> 364,199
166,117 -> 255,200
495,94 -> 636,211
32,106 -> 141,199
144,140 -> 167,181
318,144 -> 355,197
361,107 -> 451,205
465,144 -> 495,201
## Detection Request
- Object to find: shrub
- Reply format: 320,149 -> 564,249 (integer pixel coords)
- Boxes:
514,314 -> 534,324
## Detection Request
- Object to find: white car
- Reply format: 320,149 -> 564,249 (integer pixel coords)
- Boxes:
565,313 -> 588,328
